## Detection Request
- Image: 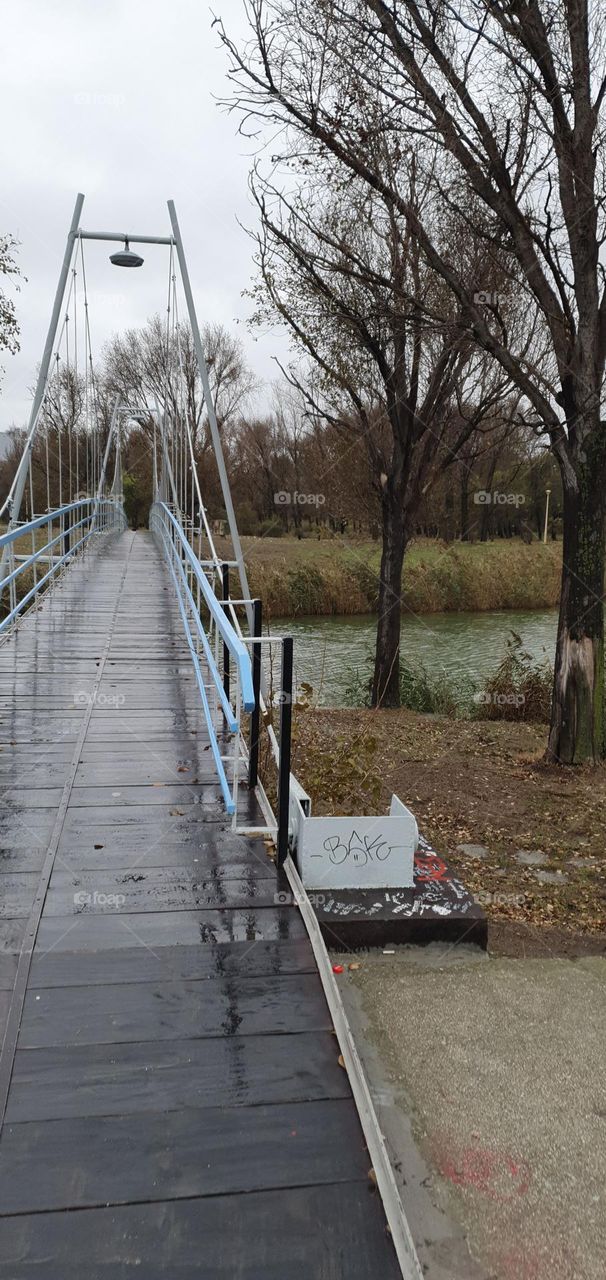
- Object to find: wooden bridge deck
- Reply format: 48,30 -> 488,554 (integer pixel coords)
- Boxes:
0,532 -> 400,1278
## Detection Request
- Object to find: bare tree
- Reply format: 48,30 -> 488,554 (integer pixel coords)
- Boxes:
103,315 -> 257,457
230,413 -> 285,521
243,154 -> 515,703
220,0 -> 606,760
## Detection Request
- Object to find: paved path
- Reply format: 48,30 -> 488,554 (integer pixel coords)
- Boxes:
346,945 -> 606,1280
0,531 -> 400,1278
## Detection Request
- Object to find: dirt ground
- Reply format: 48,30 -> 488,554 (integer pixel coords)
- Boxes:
293,707 -> 606,950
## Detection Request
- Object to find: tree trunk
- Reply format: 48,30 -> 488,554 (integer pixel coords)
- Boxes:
460,471 -> 469,541
480,453 -> 498,541
548,450 -> 606,764
372,489 -> 406,707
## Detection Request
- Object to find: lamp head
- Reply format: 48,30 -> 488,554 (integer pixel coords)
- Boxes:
110,238 -> 144,268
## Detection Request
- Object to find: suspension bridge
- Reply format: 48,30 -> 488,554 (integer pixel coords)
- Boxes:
0,195 -> 428,1277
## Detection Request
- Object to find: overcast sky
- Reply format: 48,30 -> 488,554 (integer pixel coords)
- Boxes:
0,0 -> 289,432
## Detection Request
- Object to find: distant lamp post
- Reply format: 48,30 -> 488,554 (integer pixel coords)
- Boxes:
543,488 -> 551,543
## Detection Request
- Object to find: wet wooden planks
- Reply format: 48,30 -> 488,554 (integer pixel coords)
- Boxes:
0,1184 -> 396,1279
0,531 -> 401,1278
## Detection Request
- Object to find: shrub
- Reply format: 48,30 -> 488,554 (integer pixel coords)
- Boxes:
349,559 -> 380,610
472,631 -> 552,722
257,517 -> 283,538
286,564 -> 326,614
342,632 -> 551,721
399,660 -> 474,716
343,650 -> 474,714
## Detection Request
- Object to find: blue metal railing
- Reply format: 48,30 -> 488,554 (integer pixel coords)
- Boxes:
150,501 -> 254,815
0,498 -> 127,635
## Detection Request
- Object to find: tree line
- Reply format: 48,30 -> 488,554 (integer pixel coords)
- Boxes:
0,311 -> 560,546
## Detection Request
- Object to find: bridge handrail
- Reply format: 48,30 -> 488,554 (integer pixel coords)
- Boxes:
0,498 -> 127,635
0,498 -> 101,549
150,502 -> 255,712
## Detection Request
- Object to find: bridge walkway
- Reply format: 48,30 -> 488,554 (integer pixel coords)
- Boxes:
0,531 -> 400,1278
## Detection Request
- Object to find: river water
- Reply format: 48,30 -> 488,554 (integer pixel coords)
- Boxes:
273,609 -> 558,706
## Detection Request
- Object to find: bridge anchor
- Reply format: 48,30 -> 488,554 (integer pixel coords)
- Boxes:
289,781 -> 487,950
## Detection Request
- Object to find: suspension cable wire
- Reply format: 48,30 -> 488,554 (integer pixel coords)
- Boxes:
83,253 -> 90,497
163,242 -> 176,514
44,411 -> 51,513
170,270 -> 185,520
0,248 -> 78,528
79,234 -> 91,494
35,276 -> 73,516
173,281 -> 189,523
28,463 -> 37,586
78,234 -> 105,499
65,296 -> 71,506
46,263 -> 78,516
172,277 -> 195,534
55,353 -> 63,511
73,261 -> 80,496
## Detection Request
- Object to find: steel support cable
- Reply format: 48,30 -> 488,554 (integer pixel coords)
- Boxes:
171,278 -> 219,568
0,263 -> 77,526
28,464 -> 37,586
57,355 -> 63,511
65,274 -> 73,504
168,268 -> 181,518
172,275 -> 194,533
44,414 -> 51,513
163,243 -> 177,517
169,261 -> 279,757
81,261 -> 108,498
73,262 -> 79,496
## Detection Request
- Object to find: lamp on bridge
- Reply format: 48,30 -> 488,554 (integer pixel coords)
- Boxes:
109,238 -> 144,268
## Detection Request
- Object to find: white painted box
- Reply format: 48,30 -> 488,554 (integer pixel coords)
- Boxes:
293,791 -> 417,890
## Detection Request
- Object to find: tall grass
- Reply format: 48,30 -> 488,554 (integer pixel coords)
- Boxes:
240,539 -> 562,618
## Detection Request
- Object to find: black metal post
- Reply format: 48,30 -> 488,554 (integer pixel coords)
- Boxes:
277,635 -> 293,868
221,563 -> 230,702
248,598 -> 262,788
